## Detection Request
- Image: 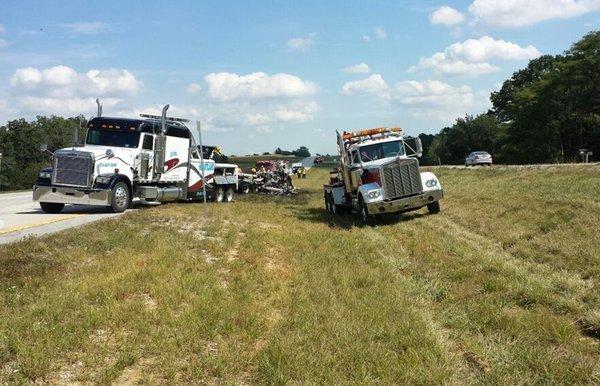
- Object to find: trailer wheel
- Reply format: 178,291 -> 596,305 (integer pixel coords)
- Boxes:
427,201 -> 440,214
213,186 -> 225,202
110,181 -> 130,213
40,202 -> 64,213
224,186 -> 234,202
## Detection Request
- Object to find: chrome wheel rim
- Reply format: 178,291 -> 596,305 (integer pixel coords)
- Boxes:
115,186 -> 128,207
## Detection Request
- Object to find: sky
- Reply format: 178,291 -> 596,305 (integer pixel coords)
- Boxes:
0,0 -> 599,155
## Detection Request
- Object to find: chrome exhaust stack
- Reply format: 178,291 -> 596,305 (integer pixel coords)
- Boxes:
96,99 -> 102,117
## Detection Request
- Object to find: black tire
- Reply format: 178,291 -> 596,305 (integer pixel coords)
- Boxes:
224,186 -> 234,203
110,181 -> 130,213
427,201 -> 440,214
40,202 -> 64,214
330,194 -> 338,215
213,186 -> 225,202
358,196 -> 373,225
324,193 -> 330,213
241,184 -> 250,194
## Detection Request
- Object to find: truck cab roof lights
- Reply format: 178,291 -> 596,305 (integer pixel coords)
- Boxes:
342,127 -> 402,141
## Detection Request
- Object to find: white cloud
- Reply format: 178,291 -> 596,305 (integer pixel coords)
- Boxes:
8,65 -> 143,116
341,74 -> 389,96
186,83 -> 202,95
11,66 -> 143,96
430,6 -> 466,26
171,71 -> 323,132
469,0 -> 600,27
362,35 -> 371,42
0,39 -> 8,49
342,63 -> 371,74
204,72 -> 317,102
413,36 -> 541,76
0,24 -> 5,34
287,36 -> 315,52
60,22 -> 109,34
445,36 -> 541,61
341,75 -> 475,123
273,100 -> 319,122
374,27 -> 387,40
391,80 -> 473,108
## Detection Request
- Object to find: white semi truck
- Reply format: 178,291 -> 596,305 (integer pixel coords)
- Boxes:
33,103 -> 239,213
323,127 -> 443,223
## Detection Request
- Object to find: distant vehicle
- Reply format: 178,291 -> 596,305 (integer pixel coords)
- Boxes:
323,127 -> 443,223
314,156 -> 325,164
465,151 -> 493,166
291,162 -> 303,173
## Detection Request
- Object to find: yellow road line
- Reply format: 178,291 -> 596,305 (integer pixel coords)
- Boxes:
0,214 -> 82,236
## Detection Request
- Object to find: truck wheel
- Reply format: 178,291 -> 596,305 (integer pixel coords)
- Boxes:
110,181 -> 130,213
40,202 -> 64,214
213,187 -> 225,202
224,187 -> 234,202
427,201 -> 440,214
329,194 -> 338,215
241,184 -> 250,194
358,196 -> 373,224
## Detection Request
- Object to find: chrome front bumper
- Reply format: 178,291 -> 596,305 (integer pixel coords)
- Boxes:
367,189 -> 443,215
33,185 -> 111,206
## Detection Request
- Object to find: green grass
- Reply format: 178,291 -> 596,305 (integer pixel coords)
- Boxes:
1,166 -> 599,383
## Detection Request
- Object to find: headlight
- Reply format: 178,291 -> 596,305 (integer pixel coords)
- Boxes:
367,189 -> 381,199
425,178 -> 438,188
38,171 -> 52,179
95,176 -> 111,184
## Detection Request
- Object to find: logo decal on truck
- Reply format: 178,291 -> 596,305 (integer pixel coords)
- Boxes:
164,158 -> 180,172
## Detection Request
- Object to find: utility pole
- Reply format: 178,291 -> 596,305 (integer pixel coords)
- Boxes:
196,121 -> 208,211
0,152 -> 3,192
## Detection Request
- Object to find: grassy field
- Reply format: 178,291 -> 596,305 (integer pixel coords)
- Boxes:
1,166 -> 599,384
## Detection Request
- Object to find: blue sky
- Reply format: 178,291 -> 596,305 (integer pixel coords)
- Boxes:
0,0 -> 598,154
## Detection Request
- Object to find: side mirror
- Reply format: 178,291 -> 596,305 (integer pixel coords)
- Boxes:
39,143 -> 48,152
415,138 -> 423,157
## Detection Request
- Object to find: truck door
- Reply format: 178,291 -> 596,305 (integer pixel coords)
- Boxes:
162,136 -> 190,181
349,150 -> 362,189
137,133 -> 154,181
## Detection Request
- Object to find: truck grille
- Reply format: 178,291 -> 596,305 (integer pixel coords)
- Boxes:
382,159 -> 422,199
52,150 -> 94,187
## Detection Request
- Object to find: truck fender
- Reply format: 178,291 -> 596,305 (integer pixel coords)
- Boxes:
420,171 -> 442,192
95,174 -> 133,196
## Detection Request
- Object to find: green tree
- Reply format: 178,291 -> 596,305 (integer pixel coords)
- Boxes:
491,31 -> 600,163
428,114 -> 501,165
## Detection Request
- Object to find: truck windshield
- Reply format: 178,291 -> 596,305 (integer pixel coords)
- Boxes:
359,140 -> 405,162
86,129 -> 140,148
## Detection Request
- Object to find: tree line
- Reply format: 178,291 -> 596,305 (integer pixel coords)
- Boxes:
421,31 -> 599,165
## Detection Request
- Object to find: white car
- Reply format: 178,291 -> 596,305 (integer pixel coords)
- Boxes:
465,151 -> 493,166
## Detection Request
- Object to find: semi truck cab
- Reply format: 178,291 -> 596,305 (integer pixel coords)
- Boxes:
323,127 -> 443,223
33,104 -> 238,213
